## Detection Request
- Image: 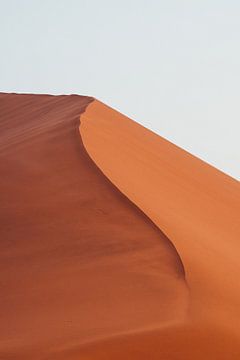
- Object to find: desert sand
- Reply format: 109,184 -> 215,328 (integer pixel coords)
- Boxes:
0,93 -> 239,359
81,100 -> 240,358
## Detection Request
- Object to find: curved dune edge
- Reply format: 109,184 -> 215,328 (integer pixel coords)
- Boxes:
80,99 -> 240,335
78,105 -> 188,288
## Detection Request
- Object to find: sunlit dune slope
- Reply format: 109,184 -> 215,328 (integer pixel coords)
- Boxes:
0,93 -> 188,359
81,100 -> 240,334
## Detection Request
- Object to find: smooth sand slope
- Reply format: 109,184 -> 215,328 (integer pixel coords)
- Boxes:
80,99 -> 240,358
0,93 -> 188,359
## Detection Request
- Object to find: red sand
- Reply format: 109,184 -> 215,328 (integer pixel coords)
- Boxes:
80,99 -> 240,358
0,93 -> 188,359
1,93 -> 239,358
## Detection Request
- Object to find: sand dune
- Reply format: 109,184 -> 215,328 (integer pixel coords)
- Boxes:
81,99 -> 240,357
0,93 -> 187,359
0,93 -> 239,359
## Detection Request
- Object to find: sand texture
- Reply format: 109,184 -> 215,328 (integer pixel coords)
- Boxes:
0,93 -> 239,359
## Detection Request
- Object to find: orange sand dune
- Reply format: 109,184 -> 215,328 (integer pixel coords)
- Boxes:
0,93 -> 187,359
1,93 -> 239,359
81,99 -> 240,357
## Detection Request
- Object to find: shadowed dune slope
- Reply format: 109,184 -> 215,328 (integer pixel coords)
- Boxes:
0,93 -> 188,359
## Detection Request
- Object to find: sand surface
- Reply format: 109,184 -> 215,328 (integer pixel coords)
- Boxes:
1,93 -> 239,358
80,99 -> 240,358
0,93 -> 188,359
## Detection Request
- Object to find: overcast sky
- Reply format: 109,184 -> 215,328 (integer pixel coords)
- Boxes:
0,0 -> 239,179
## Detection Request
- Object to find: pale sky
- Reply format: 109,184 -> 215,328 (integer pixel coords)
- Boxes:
0,0 -> 239,179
